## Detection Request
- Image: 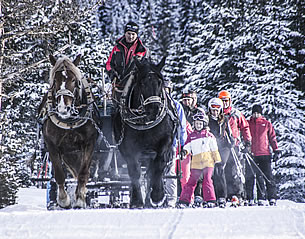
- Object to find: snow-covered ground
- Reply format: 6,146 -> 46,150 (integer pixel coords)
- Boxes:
1,187 -> 305,239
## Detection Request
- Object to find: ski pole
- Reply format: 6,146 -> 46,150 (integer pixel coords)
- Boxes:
231,147 -> 245,184
244,154 -> 264,195
245,153 -> 271,184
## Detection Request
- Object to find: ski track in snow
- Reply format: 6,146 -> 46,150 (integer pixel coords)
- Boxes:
0,188 -> 305,239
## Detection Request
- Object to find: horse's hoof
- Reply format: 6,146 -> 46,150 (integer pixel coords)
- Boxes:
129,203 -> 144,209
150,195 -> 166,208
73,198 -> 86,209
57,195 -> 71,209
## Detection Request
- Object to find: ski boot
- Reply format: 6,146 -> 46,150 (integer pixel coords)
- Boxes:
207,201 -> 216,208
230,196 -> 240,207
47,201 -> 58,210
218,198 -> 226,208
245,199 -> 256,206
258,199 -> 265,206
177,200 -> 190,209
193,196 -> 203,208
269,199 -> 277,206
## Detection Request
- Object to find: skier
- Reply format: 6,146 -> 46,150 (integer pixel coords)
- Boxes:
218,90 -> 252,205
207,97 -> 234,208
180,89 -> 206,203
181,89 -> 205,126
178,112 -> 221,208
163,80 -> 188,208
245,104 -> 281,206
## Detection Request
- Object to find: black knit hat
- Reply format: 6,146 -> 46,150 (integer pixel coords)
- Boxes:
252,104 -> 263,114
124,21 -> 139,34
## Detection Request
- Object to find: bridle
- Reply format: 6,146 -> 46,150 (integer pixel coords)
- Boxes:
119,70 -> 168,130
45,67 -> 95,130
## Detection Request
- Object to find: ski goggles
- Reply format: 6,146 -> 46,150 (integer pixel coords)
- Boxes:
221,98 -> 230,102
211,104 -> 221,109
193,114 -> 206,121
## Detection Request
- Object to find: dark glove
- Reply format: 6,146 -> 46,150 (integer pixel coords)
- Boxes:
273,150 -> 281,162
181,149 -> 188,157
108,69 -> 119,81
241,141 -> 251,153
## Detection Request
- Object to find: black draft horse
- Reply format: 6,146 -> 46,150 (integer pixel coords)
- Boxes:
113,57 -> 176,208
42,55 -> 97,209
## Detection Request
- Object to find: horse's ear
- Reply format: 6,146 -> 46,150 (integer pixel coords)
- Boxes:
73,54 -> 82,66
134,56 -> 141,69
156,56 -> 166,71
49,55 -> 56,66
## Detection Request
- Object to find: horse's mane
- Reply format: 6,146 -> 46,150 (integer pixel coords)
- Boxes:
49,56 -> 82,88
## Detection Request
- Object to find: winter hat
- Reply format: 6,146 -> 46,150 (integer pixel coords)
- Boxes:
124,21 -> 139,34
252,104 -> 263,114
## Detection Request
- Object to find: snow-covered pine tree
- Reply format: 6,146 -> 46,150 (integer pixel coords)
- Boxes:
0,0 -> 110,207
178,0 -> 305,201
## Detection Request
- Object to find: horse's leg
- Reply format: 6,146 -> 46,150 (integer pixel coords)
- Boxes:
149,153 -> 167,207
74,142 -> 95,209
52,156 -> 71,209
126,155 -> 144,209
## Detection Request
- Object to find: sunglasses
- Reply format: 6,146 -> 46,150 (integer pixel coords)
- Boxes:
222,99 -> 230,102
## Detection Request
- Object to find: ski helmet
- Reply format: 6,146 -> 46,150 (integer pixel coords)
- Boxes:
192,111 -> 209,127
218,90 -> 231,100
181,90 -> 193,100
208,98 -> 223,112
218,90 -> 231,108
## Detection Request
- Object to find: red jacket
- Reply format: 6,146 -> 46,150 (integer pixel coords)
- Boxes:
106,36 -> 146,77
224,107 -> 251,145
248,116 -> 278,156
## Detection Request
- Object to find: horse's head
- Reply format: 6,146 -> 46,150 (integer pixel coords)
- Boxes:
49,54 -> 83,119
133,57 -> 166,119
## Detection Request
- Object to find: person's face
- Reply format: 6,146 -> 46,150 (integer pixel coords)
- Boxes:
191,93 -> 197,107
252,112 -> 261,119
194,120 -> 204,131
125,31 -> 138,43
182,98 -> 193,108
221,97 -> 230,109
210,108 -> 220,118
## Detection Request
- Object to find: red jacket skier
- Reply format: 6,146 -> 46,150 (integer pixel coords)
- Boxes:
218,90 -> 251,203
245,104 -> 280,206
248,111 -> 279,156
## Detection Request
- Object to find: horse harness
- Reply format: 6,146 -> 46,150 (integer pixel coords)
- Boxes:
117,71 -> 176,131
42,75 -> 96,130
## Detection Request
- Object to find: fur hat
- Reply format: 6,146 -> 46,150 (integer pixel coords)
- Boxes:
252,104 -> 263,114
124,21 -> 139,34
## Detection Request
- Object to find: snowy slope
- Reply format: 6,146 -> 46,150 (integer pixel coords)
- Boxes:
0,187 -> 305,239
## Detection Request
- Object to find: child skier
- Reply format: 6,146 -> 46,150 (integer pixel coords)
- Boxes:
178,112 -> 221,208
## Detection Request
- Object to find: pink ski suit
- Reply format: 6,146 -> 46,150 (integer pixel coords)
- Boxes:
179,129 -> 221,203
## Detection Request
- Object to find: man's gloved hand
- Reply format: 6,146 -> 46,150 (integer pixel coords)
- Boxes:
241,141 -> 251,153
108,69 -> 119,80
273,150 -> 282,162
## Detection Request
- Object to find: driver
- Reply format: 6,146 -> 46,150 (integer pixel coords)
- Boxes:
106,21 -> 147,83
